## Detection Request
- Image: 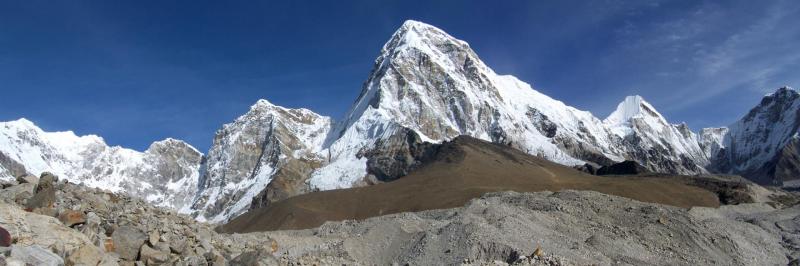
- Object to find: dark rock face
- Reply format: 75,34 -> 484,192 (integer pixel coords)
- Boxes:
776,137 -> 800,186
245,108 -> 330,212
688,177 -> 755,205
359,128 -> 437,182
25,172 -> 58,210
597,161 -> 650,175
526,107 -> 557,138
620,134 -> 705,175
249,156 -> 323,210
574,163 -> 600,175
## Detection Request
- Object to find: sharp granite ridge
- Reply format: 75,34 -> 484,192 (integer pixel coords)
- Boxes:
1,20 -> 798,222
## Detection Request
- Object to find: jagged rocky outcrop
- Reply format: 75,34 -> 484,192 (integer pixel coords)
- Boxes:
189,100 -> 330,222
596,161 -> 650,176
358,128 -> 437,182
0,173 -> 282,265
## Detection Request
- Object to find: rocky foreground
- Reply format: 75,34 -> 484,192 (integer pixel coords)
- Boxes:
0,173 -> 798,265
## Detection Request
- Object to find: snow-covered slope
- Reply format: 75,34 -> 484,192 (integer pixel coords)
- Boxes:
699,127 -> 728,159
0,119 -> 203,210
713,87 -> 800,186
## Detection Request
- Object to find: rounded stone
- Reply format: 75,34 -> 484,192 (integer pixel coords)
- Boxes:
0,226 -> 11,247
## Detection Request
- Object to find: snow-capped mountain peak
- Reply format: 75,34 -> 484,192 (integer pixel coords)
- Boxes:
386,20 -> 470,53
601,94 -> 711,174
0,118 -> 204,211
714,86 -> 800,185
604,95 -> 668,137
148,138 -> 201,154
189,99 -> 331,222
765,86 -> 797,98
310,20 -> 631,190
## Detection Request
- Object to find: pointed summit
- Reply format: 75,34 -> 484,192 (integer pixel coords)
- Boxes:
766,86 -> 797,97
744,87 -> 800,124
604,95 -> 670,137
249,98 -> 282,111
148,138 -> 202,155
761,86 -> 799,106
380,19 -> 470,57
333,20 -> 484,142
397,19 -> 438,32
604,95 -> 666,126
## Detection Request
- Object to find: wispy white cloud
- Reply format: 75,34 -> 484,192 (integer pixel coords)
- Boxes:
609,0 -> 800,111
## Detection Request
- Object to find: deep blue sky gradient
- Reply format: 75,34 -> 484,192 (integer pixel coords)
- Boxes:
1,0 -> 798,151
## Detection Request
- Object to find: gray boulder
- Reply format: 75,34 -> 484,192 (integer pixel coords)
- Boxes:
139,244 -> 169,265
98,252 -> 121,266
111,226 -> 146,261
230,250 -> 278,265
168,236 -> 188,255
10,245 -> 64,266
15,175 -> 38,185
25,173 -> 58,210
0,183 -> 34,205
36,172 -> 59,189
175,256 -> 206,266
65,244 -> 103,266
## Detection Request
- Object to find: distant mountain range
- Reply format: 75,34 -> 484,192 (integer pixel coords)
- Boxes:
1,20 -> 798,222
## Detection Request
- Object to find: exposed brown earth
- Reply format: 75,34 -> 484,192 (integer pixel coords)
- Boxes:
221,136 -> 722,232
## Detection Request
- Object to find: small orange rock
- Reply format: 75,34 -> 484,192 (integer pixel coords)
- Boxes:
58,210 -> 87,227
271,240 -> 279,253
532,243 -> 543,257
104,238 -> 115,252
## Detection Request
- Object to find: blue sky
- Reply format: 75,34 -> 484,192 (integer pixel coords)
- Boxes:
1,0 -> 798,151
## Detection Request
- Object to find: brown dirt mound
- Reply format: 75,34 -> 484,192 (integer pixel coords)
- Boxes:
220,136 -> 720,232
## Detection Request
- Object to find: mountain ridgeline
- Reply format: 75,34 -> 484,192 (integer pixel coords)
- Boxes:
0,20 -> 798,222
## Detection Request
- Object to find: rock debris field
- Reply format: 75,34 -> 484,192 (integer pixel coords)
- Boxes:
0,172 -> 798,265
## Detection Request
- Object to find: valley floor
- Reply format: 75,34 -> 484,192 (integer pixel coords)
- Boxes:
222,137 -> 735,232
